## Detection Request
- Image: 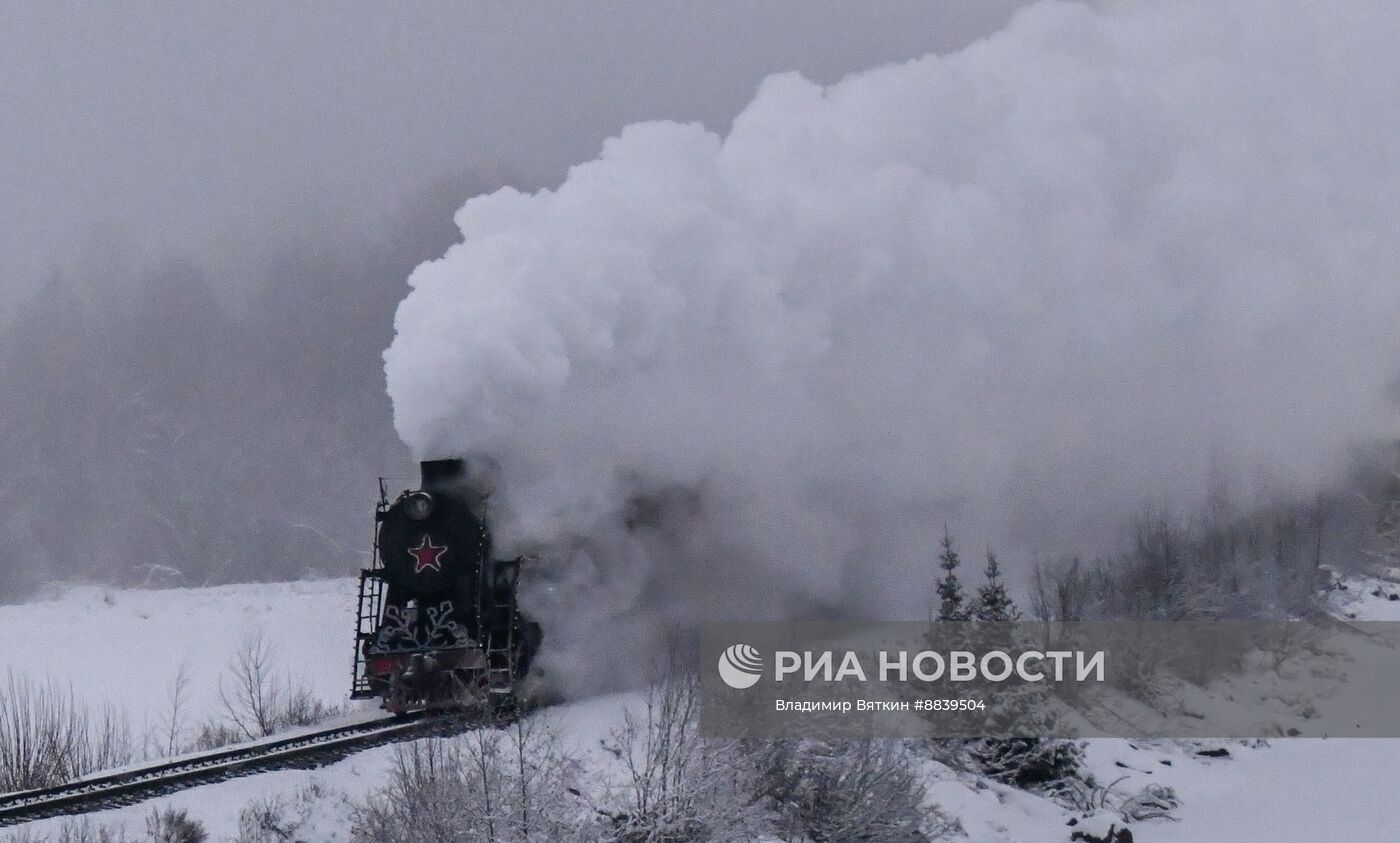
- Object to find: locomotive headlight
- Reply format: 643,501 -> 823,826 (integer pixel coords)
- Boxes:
403,491 -> 434,520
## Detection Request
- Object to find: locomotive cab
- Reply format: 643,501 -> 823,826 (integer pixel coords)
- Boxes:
350,458 -> 540,713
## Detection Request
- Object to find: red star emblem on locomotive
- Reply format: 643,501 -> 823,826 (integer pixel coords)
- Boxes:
408,535 -> 447,574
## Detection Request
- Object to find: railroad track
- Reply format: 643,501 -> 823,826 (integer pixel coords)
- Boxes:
0,710 -> 476,827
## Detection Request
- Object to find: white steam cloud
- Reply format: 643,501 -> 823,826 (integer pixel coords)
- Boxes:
385,0 -> 1400,693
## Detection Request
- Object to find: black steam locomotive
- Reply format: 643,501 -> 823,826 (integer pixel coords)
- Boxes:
350,458 -> 541,713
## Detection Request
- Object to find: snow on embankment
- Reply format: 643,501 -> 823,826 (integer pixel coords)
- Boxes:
1327,568 -> 1400,621
4,693 -> 642,843
0,579 -> 359,732
6,576 -> 1400,840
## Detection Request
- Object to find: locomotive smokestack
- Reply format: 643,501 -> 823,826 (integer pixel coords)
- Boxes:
419,458 -> 467,492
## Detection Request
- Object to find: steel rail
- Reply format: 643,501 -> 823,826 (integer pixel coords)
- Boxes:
0,710 -> 471,827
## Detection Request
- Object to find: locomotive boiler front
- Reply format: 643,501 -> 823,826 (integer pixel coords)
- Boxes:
377,458 -> 490,603
352,458 -> 541,711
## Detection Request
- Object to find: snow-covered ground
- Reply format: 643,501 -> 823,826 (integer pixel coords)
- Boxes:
5,578 -> 1400,841
0,579 -> 361,737
1326,568 -> 1400,621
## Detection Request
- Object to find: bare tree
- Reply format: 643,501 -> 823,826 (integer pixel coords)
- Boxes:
148,662 -> 192,758
1028,557 -> 1095,624
219,630 -> 284,740
214,630 -> 337,742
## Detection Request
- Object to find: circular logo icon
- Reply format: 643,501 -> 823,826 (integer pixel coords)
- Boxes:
717,643 -> 764,689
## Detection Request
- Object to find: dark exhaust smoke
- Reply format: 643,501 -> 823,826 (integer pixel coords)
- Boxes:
419,458 -> 467,492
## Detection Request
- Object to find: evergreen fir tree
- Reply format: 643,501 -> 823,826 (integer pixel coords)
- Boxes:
974,549 -> 1021,622
927,539 -> 1086,796
935,526 -> 968,621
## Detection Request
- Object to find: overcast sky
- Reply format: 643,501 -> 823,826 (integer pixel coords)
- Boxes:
1,1 -> 1028,299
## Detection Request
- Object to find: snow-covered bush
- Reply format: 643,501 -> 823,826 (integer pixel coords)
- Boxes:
601,671 -> 957,841
352,715 -> 595,843
603,671 -> 767,842
144,807 -> 207,843
1061,778 -> 1177,842
1117,782 -> 1179,822
966,738 -> 1087,795
351,739 -> 465,842
235,783 -> 345,843
754,738 -> 934,842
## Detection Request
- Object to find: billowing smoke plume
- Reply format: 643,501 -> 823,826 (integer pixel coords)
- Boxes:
386,0 -> 1400,693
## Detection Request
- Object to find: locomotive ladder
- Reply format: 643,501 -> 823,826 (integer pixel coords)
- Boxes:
351,479 -> 392,700
351,568 -> 387,699
486,638 -> 515,694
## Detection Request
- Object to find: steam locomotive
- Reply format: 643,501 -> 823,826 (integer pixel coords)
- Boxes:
350,458 -> 541,713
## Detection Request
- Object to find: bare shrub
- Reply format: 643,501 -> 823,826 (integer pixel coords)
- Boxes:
1029,495 -> 1343,624
0,670 -> 133,791
1029,558 -> 1098,627
192,719 -> 244,752
144,807 -> 207,843
216,630 -> 339,742
235,784 -> 338,843
235,793 -> 296,843
280,685 -> 335,729
1103,637 -> 1171,700
755,738 -> 932,842
3,817 -> 131,843
352,716 -> 594,843
1256,620 -> 1328,672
